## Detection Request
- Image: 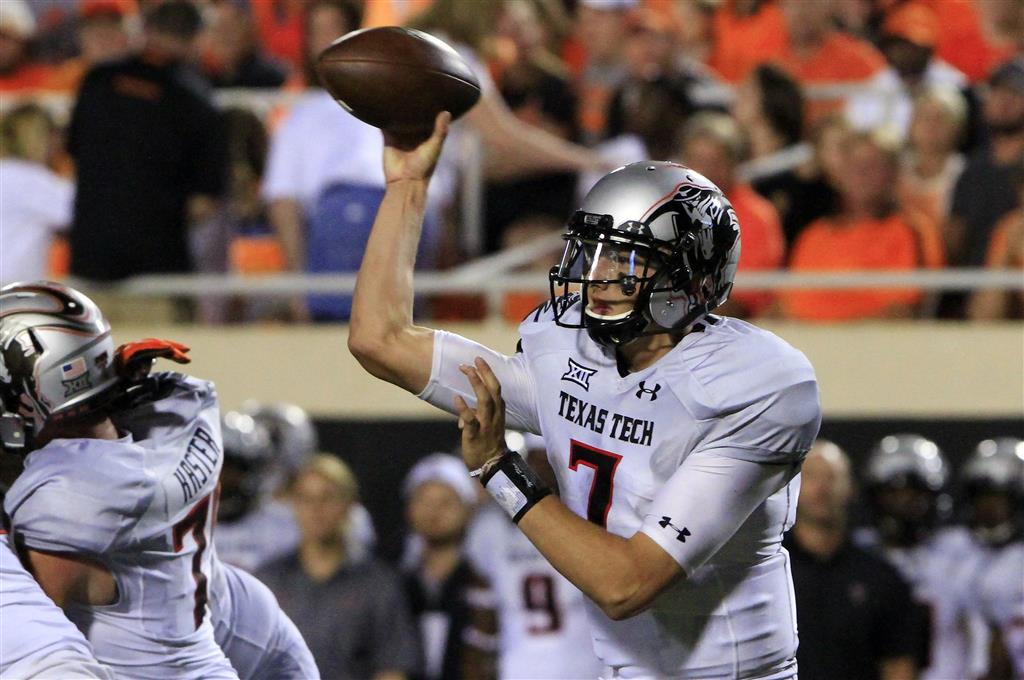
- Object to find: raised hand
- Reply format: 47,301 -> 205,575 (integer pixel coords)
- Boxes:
382,111 -> 452,185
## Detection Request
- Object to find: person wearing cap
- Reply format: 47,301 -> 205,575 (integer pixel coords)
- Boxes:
948,57 -> 1024,273
402,453 -> 497,680
846,1 -> 967,138
45,1 -> 132,93
785,440 -> 918,680
0,0 -> 54,91
257,454 -> 420,680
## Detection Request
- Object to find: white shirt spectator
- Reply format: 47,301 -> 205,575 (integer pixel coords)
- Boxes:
0,158 -> 73,284
846,59 -> 967,138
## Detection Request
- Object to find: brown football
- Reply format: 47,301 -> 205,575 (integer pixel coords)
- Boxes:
316,26 -> 481,137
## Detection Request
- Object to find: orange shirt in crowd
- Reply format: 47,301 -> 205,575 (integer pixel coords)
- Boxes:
0,63 -> 55,92
927,0 -> 1018,83
709,1 -> 788,83
728,183 -> 786,315
782,213 -> 922,321
251,0 -> 305,70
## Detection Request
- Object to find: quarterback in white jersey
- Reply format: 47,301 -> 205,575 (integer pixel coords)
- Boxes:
349,115 -> 820,678
0,284 -> 237,679
467,502 -> 604,679
0,533 -> 114,679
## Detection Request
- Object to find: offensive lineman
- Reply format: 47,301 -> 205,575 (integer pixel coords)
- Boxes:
0,282 -> 237,678
349,114 -> 821,678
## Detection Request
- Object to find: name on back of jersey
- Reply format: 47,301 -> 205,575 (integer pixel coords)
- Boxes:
173,425 -> 221,504
558,390 -> 654,446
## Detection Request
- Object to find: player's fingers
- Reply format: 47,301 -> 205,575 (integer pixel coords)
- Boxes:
454,395 -> 478,432
473,357 -> 503,403
460,364 -> 493,423
433,111 -> 452,138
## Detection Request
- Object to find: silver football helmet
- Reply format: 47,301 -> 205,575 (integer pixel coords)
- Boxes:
219,411 -> 273,522
242,401 -> 318,490
962,438 -> 1024,496
0,281 -> 119,450
865,434 -> 950,492
549,161 -> 740,348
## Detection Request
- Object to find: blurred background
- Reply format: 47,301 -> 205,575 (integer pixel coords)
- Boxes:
0,0 -> 1021,677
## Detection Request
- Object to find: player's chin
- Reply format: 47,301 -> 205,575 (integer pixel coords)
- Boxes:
585,302 -> 635,321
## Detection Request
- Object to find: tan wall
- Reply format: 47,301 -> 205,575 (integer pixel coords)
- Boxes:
118,322 -> 1024,419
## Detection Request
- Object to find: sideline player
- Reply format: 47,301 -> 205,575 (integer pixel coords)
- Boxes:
350,114 -> 821,678
465,432 -> 604,679
0,282 -> 237,678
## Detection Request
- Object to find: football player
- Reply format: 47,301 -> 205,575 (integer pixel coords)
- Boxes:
859,434 -> 988,680
0,281 -> 237,678
962,438 -> 1024,678
349,114 -> 821,678
465,432 -> 604,679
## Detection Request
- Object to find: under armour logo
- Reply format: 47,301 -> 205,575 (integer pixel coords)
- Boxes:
561,358 -> 597,392
635,381 -> 661,401
658,516 -> 691,542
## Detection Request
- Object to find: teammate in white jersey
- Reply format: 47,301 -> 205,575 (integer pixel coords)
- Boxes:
465,433 -> 603,680
858,434 -> 989,680
0,282 -> 237,679
349,114 -> 821,678
0,532 -> 114,679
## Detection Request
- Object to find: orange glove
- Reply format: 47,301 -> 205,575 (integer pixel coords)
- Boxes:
115,338 -> 191,382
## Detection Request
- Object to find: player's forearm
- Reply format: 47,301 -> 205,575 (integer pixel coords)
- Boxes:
349,181 -> 429,374
517,497 -> 678,620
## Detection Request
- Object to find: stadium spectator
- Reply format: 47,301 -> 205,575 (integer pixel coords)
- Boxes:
780,128 -> 925,321
948,57 -> 1024,268
45,1 -> 132,93
670,0 -> 718,73
968,168 -> 1024,320
675,112 -> 785,318
0,103 -> 72,285
250,0 -> 306,70
402,454 -> 497,680
605,8 -> 695,159
566,0 -> 633,144
785,440 -> 917,680
899,86 -> 968,257
711,0 -> 885,111
933,0 -> 1022,84
0,0 -> 53,92
845,2 -> 968,138
755,107 -> 843,248
483,0 -> 579,253
201,1 -> 287,89
258,455 -> 420,680
67,0 -> 227,282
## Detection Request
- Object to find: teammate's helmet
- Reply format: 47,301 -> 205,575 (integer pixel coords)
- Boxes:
241,401 -> 318,486
219,411 -> 273,522
549,161 -> 741,348
0,282 -> 119,450
960,438 -> 1024,544
864,434 -> 951,544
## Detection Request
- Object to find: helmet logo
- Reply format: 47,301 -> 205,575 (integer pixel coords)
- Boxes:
60,358 -> 92,397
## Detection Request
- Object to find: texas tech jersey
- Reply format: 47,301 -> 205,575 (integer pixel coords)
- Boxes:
421,300 -> 821,677
0,534 -> 113,679
976,542 -> 1024,677
466,503 -> 603,679
4,373 -> 237,679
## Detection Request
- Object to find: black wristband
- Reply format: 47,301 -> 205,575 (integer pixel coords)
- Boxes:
479,451 -> 551,523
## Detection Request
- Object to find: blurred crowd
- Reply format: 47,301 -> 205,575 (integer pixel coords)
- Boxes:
1,0 -> 1022,322
221,403 -> 1024,680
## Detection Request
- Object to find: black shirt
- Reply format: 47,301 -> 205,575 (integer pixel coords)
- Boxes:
785,532 -> 918,680
753,170 -> 838,248
951,144 -> 1023,267
68,52 -> 227,280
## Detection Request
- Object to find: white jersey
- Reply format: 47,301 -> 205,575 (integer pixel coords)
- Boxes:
4,373 -> 237,679
215,500 -> 300,572
209,555 -> 319,680
466,504 -> 604,680
0,534 -> 113,680
859,526 -> 993,680
976,541 -> 1024,677
420,301 -> 821,678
